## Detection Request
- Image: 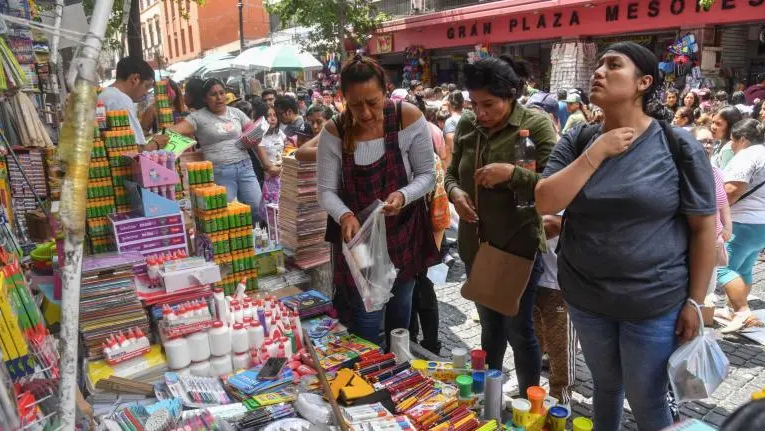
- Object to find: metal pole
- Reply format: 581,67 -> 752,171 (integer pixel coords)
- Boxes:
57,0 -> 115,428
238,0 -> 245,52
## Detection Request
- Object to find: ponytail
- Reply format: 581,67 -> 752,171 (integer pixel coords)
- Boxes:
338,54 -> 388,154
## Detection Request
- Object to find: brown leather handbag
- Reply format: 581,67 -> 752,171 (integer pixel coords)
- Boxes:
460,135 -> 535,316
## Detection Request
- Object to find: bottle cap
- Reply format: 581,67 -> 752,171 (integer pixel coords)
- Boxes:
212,321 -> 223,328
233,323 -> 243,330
251,320 -> 261,327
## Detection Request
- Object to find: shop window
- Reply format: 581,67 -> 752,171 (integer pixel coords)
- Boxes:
149,24 -> 155,47
174,35 -> 179,58
155,20 -> 161,41
188,25 -> 194,52
181,28 -> 187,55
167,35 -> 173,58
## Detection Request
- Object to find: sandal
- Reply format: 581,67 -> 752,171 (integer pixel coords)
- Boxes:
721,311 -> 760,334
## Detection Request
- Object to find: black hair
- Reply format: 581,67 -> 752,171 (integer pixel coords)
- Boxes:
601,41 -> 662,116
274,95 -> 299,114
425,106 -> 439,123
447,90 -> 464,111
715,90 -> 729,102
200,78 -> 226,110
720,399 -> 765,431
556,89 -> 567,101
233,100 -> 253,118
716,106 -> 744,140
464,55 -> 530,100
409,80 -> 422,91
166,79 -> 184,113
261,89 -> 277,99
116,57 -> 154,82
731,118 -> 765,145
184,78 -> 205,110
731,91 -> 746,106
436,110 -> 450,124
306,104 -> 333,120
575,87 -> 590,106
676,107 -> 694,124
683,91 -> 700,109
757,73 -> 765,84
251,98 -> 268,119
447,83 -> 457,92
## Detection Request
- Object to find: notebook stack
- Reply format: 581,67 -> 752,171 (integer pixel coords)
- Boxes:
277,157 -> 330,269
79,253 -> 149,360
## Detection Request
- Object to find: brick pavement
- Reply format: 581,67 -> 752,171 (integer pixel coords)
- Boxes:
425,254 -> 765,430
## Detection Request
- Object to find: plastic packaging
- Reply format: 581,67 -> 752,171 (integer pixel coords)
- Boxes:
231,323 -> 249,354
210,354 -> 233,377
341,201 -> 399,312
189,360 -> 212,377
667,300 -> 729,402
188,331 -> 211,362
232,352 -> 250,370
248,320 -> 265,350
164,336 -> 191,370
208,321 -> 231,356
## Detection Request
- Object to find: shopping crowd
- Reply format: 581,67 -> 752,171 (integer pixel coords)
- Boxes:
100,50 -> 765,430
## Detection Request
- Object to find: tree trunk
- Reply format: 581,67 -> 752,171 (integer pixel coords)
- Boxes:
126,0 -> 142,58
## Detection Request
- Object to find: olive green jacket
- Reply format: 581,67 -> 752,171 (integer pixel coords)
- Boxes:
443,103 -> 557,267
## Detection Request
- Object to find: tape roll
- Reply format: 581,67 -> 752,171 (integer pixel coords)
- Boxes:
483,369 -> 503,422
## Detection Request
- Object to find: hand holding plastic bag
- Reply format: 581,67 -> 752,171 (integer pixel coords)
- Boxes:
668,300 -> 730,403
342,200 -> 399,312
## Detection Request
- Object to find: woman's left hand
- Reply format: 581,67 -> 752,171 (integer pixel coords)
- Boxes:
676,302 -> 701,343
474,163 -> 514,188
382,191 -> 405,216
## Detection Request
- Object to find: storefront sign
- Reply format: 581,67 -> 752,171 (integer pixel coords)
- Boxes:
377,34 -> 393,54
371,0 -> 765,54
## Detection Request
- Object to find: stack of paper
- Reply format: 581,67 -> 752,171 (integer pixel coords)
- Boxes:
278,157 -> 330,269
79,252 -> 149,360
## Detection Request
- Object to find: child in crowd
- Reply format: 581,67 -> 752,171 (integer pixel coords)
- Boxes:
533,214 -> 577,406
257,106 -> 287,221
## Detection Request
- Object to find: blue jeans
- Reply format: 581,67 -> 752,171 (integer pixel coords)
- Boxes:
567,302 -> 683,431
472,255 -> 543,396
718,222 -> 765,286
352,278 -> 416,348
213,158 -> 262,225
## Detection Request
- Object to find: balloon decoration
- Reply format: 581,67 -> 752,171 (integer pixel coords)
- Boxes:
402,46 -> 430,86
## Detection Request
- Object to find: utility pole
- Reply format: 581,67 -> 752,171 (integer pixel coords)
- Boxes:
238,0 -> 246,98
127,0 -> 142,57
238,0 -> 245,52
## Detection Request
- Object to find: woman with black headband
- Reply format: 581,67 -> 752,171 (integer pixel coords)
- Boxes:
443,55 -> 557,394
316,55 -> 438,348
536,41 -> 717,430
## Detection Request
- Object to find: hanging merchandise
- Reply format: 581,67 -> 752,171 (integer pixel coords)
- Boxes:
467,44 -> 490,64
5,91 -> 52,147
402,46 -> 430,86
0,38 -> 28,91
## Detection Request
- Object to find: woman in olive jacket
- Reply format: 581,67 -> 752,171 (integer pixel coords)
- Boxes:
443,56 -> 557,395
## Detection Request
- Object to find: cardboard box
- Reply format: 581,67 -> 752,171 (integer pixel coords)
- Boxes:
161,261 -> 222,293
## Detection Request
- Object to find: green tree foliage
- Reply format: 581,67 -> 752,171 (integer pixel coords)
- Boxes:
266,0 -> 388,58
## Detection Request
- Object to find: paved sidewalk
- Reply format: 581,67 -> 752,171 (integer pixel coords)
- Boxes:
426,255 -> 765,430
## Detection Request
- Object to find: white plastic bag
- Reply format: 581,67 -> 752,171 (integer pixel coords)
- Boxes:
342,200 -> 399,312
667,300 -> 730,403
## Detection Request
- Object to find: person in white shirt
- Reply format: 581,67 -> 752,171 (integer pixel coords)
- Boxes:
98,57 -> 156,149
533,213 -> 577,405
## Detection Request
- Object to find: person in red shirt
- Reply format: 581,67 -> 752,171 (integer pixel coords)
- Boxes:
744,73 -> 765,105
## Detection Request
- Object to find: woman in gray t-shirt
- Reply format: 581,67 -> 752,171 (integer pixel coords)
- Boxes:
165,79 -> 261,224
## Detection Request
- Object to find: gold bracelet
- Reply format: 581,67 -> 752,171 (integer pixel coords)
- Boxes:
584,149 -> 597,170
